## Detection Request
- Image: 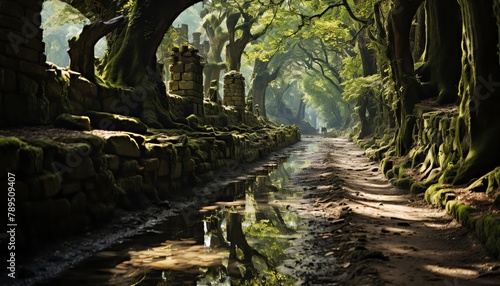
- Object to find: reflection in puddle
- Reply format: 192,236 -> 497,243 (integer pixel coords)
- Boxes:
43,145 -> 314,285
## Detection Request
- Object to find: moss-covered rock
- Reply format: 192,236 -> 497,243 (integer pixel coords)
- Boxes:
381,158 -> 393,176
445,201 -> 475,228
104,134 -> 141,158
0,137 -> 23,173
54,113 -> 91,131
410,182 -> 428,194
425,185 -> 456,207
18,144 -> 43,175
85,111 -> 148,134
390,177 -> 413,189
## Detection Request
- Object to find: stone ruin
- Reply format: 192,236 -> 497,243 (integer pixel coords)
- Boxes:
168,46 -> 204,117
223,70 -> 247,122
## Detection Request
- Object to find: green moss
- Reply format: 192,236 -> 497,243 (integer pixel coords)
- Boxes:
445,201 -> 475,228
18,145 -> 43,175
486,167 -> 500,198
410,182 -> 427,194
425,184 -> 445,203
381,158 -> 393,176
186,114 -> 200,129
391,177 -> 413,190
438,163 -> 459,184
392,163 -> 408,179
474,214 -> 500,258
85,111 -> 148,134
0,137 -> 24,173
426,187 -> 456,208
57,135 -> 106,155
54,113 -> 91,131
386,170 -> 395,179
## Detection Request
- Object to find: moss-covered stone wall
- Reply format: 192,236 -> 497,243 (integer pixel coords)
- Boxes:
0,0 -> 48,125
0,122 -> 300,250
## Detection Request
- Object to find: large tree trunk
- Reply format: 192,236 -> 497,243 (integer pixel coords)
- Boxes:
106,0 -> 199,128
412,5 -> 426,61
102,0 -> 200,86
226,12 -> 247,71
387,0 -> 424,155
453,0 -> 500,184
202,12 -> 228,95
63,0 -> 201,128
357,29 -> 378,139
417,0 -> 462,104
248,58 -> 282,119
68,15 -> 124,81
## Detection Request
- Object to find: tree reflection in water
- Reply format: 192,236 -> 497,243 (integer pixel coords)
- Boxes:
47,152 -> 311,285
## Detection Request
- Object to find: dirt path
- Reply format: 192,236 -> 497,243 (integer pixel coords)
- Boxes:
285,137 -> 500,286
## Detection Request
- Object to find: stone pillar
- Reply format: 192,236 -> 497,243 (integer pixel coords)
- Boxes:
0,0 -> 48,125
192,32 -> 201,48
175,24 -> 189,44
223,70 -> 246,122
168,46 -> 204,117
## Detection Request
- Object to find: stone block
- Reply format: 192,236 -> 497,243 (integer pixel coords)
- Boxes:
0,15 -> 23,31
40,172 -> 61,198
85,111 -> 148,134
172,73 -> 181,81
170,64 -> 184,73
0,67 -> 15,92
68,157 -> 96,180
172,162 -> 182,179
158,159 -> 170,177
143,158 -> 159,172
169,81 -> 179,91
179,80 -> 195,90
0,137 -> 21,173
54,113 -> 91,131
68,191 -> 86,215
182,72 -> 195,81
104,134 -> 141,158
184,63 -> 199,73
182,159 -> 196,174
19,144 -> 43,175
0,1 -> 24,18
61,180 -> 81,195
69,101 -> 84,115
15,180 -> 29,202
106,154 -> 120,172
119,159 -> 140,177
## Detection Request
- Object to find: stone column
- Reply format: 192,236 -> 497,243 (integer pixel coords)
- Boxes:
168,46 -> 204,117
0,0 -> 48,125
223,71 -> 246,122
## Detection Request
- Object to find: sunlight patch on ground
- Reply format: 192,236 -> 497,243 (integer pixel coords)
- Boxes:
423,264 -> 479,279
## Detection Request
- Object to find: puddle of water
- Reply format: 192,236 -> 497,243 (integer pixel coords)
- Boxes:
40,145 -> 314,286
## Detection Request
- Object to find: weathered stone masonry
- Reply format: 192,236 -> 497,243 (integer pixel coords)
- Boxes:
0,124 -> 300,250
0,0 -> 301,251
0,0 -> 48,124
168,46 -> 204,117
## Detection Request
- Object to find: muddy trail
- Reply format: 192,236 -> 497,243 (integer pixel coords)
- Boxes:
5,136 -> 500,286
287,137 -> 500,286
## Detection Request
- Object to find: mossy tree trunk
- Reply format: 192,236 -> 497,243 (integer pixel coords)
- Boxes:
248,57 -> 283,119
202,10 -> 228,95
387,0 -> 424,155
64,0 -> 201,128
416,0 -> 462,104
453,0 -> 500,184
412,5 -> 426,61
358,29 -> 378,139
68,15 -> 124,81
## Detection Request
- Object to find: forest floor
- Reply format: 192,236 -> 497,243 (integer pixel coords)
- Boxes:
283,136 -> 500,286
